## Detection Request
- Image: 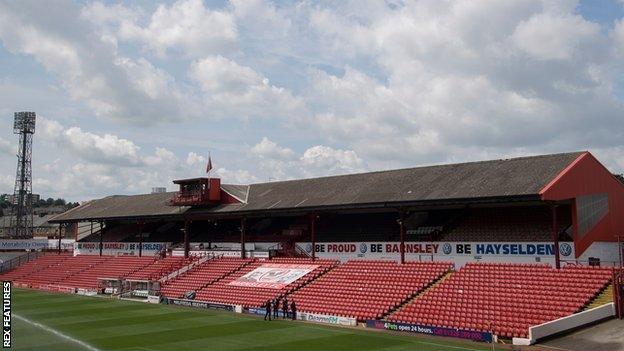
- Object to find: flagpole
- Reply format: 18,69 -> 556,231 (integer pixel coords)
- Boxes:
206,151 -> 212,180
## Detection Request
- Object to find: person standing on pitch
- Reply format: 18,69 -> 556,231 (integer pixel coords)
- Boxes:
282,297 -> 289,319
264,299 -> 272,321
273,298 -> 280,319
290,300 -> 297,321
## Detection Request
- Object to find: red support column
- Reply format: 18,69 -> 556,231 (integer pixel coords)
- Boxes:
399,211 -> 406,264
310,214 -> 316,261
613,269 -> 621,319
183,220 -> 190,258
240,217 -> 246,259
552,204 -> 560,269
57,223 -> 63,254
99,221 -> 104,256
138,221 -> 145,257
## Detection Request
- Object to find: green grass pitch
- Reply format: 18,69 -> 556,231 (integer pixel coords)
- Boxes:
11,288 -> 497,351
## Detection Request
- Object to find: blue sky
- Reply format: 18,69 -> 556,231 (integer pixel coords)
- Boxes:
1,0 -> 624,201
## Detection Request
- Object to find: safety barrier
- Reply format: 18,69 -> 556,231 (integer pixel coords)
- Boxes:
521,302 -> 616,345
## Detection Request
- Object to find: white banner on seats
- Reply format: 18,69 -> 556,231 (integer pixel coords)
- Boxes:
228,263 -> 317,289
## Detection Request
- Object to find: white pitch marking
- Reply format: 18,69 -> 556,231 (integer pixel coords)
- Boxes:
14,314 -> 101,351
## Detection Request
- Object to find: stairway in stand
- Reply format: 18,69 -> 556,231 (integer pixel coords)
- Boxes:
584,283 -> 614,310
275,224 -> 310,258
382,270 -> 454,319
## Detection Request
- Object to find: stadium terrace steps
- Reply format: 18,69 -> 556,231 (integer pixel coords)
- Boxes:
193,257 -> 339,308
161,257 -> 255,298
288,260 -> 453,321
584,283 -> 614,310
0,253 -> 72,281
382,270 -> 454,319
387,262 -> 613,339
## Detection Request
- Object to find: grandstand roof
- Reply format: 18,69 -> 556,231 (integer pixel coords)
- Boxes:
50,151 -> 584,222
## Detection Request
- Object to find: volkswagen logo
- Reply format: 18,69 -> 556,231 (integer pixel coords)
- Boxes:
559,243 -> 572,257
360,243 -> 368,253
305,243 -> 313,253
442,243 -> 452,255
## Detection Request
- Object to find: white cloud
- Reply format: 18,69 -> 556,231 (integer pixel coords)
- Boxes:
248,138 -> 366,180
0,174 -> 14,195
214,168 -> 260,184
297,0 -> 624,169
144,147 -> 178,167
63,127 -> 143,166
229,0 -> 293,53
250,137 -> 295,160
299,145 -> 365,177
189,55 -> 304,119
0,137 -> 13,156
80,1 -> 142,47
613,19 -> 624,57
186,152 -> 206,167
39,118 -> 142,166
115,0 -> 237,57
0,1 -> 198,124
512,13 -> 601,61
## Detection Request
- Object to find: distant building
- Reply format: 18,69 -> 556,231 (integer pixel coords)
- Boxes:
151,187 -> 167,194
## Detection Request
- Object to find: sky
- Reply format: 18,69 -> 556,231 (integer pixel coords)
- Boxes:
1,0 -> 624,202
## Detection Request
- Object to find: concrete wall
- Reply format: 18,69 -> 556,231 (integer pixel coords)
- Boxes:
529,303 -> 615,343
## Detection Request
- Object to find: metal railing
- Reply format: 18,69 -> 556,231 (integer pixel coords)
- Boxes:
171,191 -> 209,205
294,244 -> 312,258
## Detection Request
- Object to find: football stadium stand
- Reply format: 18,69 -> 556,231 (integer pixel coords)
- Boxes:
288,260 -> 452,320
387,262 -> 613,338
3,151 -> 623,346
193,258 -> 338,307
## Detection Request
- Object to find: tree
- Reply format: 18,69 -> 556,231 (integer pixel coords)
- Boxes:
53,198 -> 66,206
0,194 -> 9,209
45,198 -> 54,206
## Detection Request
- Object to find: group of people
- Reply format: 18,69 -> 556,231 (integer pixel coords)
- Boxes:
264,297 -> 296,321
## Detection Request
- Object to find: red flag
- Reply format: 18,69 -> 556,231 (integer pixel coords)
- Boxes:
206,155 -> 212,173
